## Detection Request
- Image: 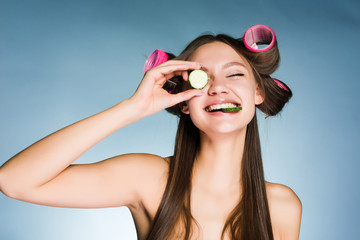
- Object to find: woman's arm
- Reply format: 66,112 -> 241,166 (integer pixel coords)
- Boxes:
0,60 -> 202,209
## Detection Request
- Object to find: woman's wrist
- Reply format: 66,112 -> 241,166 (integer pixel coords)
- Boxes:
123,95 -> 154,119
112,97 -> 149,124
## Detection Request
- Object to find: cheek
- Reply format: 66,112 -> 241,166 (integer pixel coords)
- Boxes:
187,100 -> 201,118
232,83 -> 257,105
187,100 -> 207,128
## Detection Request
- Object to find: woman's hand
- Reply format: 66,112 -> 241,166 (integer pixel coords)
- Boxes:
129,60 -> 204,117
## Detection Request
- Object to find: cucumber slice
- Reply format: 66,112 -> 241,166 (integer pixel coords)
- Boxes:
189,69 -> 208,89
221,107 -> 242,112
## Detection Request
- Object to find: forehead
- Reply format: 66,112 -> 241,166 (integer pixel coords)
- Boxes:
188,41 -> 250,68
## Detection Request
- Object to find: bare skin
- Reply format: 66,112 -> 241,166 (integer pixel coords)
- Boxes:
0,42 -> 301,240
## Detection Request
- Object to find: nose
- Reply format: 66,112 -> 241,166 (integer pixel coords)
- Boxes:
207,78 -> 229,96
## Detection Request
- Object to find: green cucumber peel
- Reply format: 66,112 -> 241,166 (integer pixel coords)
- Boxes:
189,69 -> 208,89
221,107 -> 242,112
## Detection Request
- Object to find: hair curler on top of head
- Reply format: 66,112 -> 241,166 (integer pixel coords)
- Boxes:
242,24 -> 276,52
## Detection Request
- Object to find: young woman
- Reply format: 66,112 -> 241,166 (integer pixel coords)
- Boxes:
0,26 -> 302,240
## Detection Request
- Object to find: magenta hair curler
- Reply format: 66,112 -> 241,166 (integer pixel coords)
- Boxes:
273,78 -> 289,92
144,49 -> 169,72
144,49 -> 178,93
243,24 -> 276,52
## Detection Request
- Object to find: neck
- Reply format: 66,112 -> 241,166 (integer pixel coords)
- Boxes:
192,129 -> 246,193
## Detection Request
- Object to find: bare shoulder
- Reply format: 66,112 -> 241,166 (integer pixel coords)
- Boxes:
109,153 -> 169,206
265,182 -> 302,208
108,153 -> 169,195
265,181 -> 302,239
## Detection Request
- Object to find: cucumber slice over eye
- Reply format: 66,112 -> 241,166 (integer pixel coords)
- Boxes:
221,107 -> 242,112
189,69 -> 208,89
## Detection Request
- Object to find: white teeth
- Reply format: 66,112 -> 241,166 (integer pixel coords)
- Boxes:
205,103 -> 239,112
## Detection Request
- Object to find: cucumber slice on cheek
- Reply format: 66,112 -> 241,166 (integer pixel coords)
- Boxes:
221,107 -> 242,112
189,69 -> 208,89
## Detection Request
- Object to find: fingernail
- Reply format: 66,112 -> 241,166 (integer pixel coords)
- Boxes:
195,92 -> 204,97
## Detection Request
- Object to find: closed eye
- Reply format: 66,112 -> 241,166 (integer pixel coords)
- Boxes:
227,73 -> 244,78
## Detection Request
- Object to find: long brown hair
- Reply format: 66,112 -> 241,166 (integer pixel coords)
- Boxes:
146,34 -> 292,240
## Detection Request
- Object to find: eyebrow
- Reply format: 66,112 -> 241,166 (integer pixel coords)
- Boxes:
223,61 -> 247,70
200,61 -> 248,72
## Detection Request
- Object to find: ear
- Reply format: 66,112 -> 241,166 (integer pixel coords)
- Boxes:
180,102 -> 190,114
255,84 -> 264,105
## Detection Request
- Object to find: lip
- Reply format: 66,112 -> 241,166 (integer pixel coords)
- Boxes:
206,110 -> 237,116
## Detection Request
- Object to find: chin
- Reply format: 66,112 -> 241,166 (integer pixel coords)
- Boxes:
198,122 -> 248,136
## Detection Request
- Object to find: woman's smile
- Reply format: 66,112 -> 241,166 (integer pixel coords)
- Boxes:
204,102 -> 241,112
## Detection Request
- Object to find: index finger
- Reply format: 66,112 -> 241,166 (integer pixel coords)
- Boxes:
157,61 -> 201,74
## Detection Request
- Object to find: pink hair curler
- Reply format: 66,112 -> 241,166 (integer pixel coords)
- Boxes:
273,78 -> 289,92
144,49 -> 169,72
144,49 -> 178,93
243,24 -> 276,52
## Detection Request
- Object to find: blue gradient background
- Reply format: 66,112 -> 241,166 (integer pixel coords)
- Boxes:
1,0 -> 359,239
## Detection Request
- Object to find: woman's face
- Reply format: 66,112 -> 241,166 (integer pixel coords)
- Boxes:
182,41 -> 263,135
